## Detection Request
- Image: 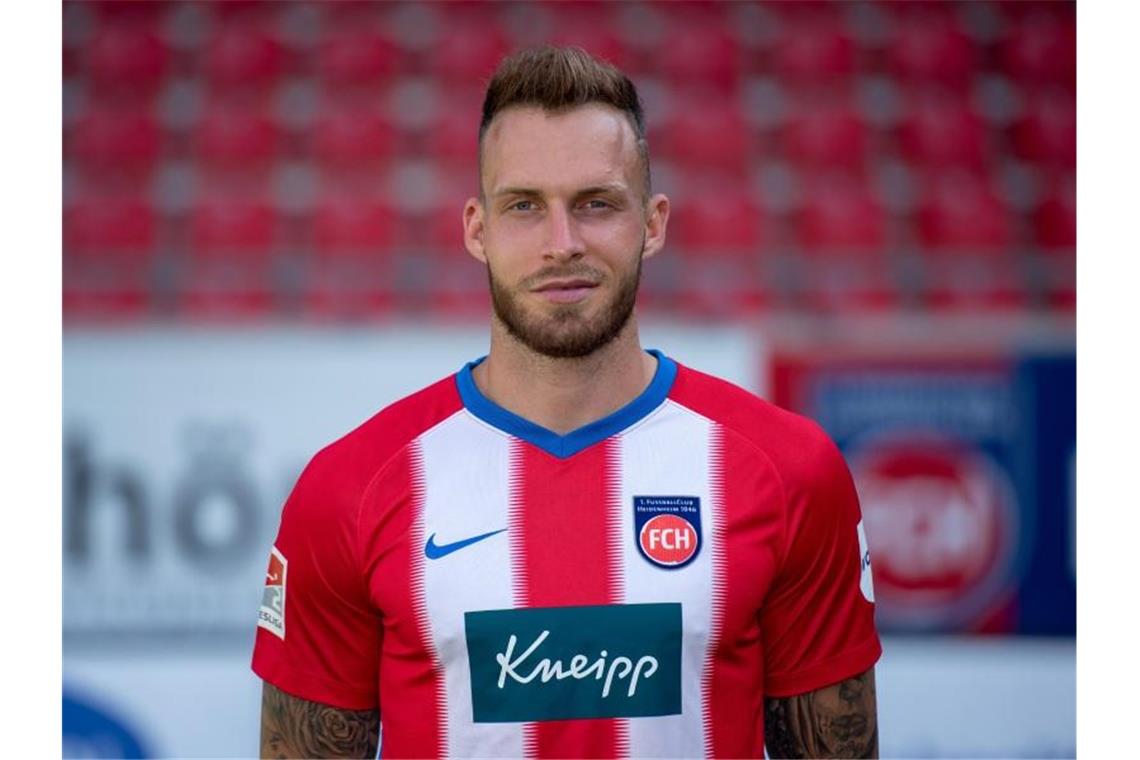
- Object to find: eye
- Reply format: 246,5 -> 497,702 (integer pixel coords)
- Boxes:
582,199 -> 613,210
509,199 -> 536,212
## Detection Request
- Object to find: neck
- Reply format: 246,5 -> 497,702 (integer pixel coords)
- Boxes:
472,314 -> 658,435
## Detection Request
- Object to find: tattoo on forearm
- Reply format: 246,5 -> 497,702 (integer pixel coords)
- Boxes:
260,682 -> 379,759
764,668 -> 878,759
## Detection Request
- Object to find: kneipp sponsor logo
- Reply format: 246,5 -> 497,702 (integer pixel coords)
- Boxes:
465,603 -> 682,723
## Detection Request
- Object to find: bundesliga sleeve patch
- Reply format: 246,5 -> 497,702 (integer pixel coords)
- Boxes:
258,546 -> 287,639
857,520 -> 875,603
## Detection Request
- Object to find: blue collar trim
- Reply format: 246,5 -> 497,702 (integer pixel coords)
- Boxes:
455,349 -> 677,459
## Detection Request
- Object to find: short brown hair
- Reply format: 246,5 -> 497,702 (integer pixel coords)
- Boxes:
478,46 -> 651,198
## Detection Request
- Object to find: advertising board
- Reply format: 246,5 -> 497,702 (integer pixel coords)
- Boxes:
771,350 -> 1076,634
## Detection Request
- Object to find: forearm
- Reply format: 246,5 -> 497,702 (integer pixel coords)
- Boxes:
260,682 -> 380,759
764,667 -> 878,759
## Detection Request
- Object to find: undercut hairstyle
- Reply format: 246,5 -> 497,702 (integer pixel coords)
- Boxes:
478,46 -> 652,200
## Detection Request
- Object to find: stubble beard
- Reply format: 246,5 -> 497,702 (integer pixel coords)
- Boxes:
488,245 -> 644,360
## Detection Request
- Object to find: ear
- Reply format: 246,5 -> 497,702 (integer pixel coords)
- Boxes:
641,193 -> 670,261
463,198 -> 487,264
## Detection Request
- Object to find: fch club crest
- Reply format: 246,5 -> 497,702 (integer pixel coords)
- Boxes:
634,496 -> 702,569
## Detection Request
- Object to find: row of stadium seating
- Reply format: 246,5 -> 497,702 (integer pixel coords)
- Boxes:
65,91 -> 1075,174
63,242 -> 1075,321
65,1 -> 1076,96
65,173 -> 1075,256
62,0 -> 1075,322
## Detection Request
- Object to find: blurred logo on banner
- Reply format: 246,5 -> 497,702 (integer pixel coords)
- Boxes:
849,434 -> 1019,630
771,350 -> 1075,635
63,689 -> 151,759
62,419 -> 296,640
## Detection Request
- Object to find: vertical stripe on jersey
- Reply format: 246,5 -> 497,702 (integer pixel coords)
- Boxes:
510,439 -> 624,759
702,419 -> 773,758
420,415 -> 523,758
702,423 -> 729,758
403,441 -> 447,758
617,401 -> 717,758
508,440 -> 538,759
606,441 -> 630,760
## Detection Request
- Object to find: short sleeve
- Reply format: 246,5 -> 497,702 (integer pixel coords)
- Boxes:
251,449 -> 382,710
759,426 -> 881,697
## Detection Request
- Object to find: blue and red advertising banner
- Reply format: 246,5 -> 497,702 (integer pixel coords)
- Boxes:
771,350 -> 1075,636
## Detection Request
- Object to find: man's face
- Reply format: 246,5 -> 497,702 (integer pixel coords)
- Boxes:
464,105 -> 667,359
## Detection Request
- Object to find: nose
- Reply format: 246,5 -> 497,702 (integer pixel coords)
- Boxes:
543,204 -> 585,261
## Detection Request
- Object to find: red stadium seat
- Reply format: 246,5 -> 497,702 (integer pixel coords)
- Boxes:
798,252 -> 898,314
415,194 -> 491,317
657,24 -> 742,92
67,107 -> 161,187
916,172 -> 1012,252
208,0 -> 278,25
190,200 -> 277,258
419,194 -> 475,256
898,92 -> 987,169
786,164 -> 895,311
311,107 -> 399,171
430,26 -> 510,86
796,178 -> 885,253
203,27 -> 286,96
922,256 -> 1030,312
68,107 -> 161,167
65,198 -> 157,257
655,102 -> 753,173
771,10 -> 857,83
550,9 -> 632,73
316,30 -> 402,88
1033,179 -> 1076,252
784,99 -> 867,170
89,0 -> 167,29
887,19 -> 977,90
999,12 -> 1076,88
311,200 -> 401,258
300,198 -> 404,318
1028,176 -> 1076,310
302,277 -> 399,320
178,199 -> 281,319
670,194 -> 764,257
64,275 -> 153,321
421,249 -> 491,319
674,257 -> 770,317
194,104 -> 281,171
176,275 -> 278,321
1011,92 -> 1076,169
425,109 -> 480,172
320,0 -> 389,34
63,197 -> 157,320
86,27 -> 170,101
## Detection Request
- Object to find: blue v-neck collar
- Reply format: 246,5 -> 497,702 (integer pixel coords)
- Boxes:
455,349 -> 677,459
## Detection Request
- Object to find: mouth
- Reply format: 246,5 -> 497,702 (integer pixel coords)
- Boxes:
531,278 -> 600,304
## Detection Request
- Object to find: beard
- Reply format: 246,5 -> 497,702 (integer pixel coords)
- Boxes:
488,245 -> 643,360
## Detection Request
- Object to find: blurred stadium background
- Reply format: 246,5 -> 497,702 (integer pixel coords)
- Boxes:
62,1 -> 1075,757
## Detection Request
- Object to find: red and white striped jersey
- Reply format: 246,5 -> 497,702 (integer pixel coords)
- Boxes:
252,351 -> 881,758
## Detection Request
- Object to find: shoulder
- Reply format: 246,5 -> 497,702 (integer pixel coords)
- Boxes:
667,362 -> 847,488
290,374 -> 464,515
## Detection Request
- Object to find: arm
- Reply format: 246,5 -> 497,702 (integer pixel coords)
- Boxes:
764,667 -> 878,759
260,682 -> 380,760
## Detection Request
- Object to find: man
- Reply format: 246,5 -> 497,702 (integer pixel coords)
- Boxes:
253,46 -> 880,759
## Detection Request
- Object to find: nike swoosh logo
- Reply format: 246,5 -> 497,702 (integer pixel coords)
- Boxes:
424,528 -> 507,560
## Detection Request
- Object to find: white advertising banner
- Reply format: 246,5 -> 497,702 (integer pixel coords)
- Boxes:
62,324 -> 761,641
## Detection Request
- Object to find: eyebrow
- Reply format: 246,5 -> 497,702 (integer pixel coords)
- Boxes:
490,183 -> 631,200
